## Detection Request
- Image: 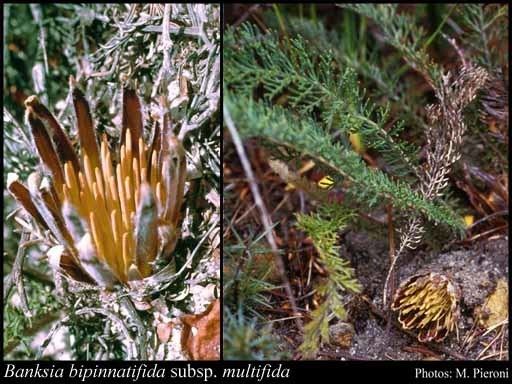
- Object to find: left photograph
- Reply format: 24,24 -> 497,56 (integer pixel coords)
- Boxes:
3,4 -> 220,360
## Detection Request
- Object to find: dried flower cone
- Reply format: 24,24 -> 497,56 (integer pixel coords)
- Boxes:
391,272 -> 459,343
8,84 -> 186,288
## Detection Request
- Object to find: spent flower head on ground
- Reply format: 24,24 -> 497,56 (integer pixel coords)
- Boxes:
392,272 -> 460,343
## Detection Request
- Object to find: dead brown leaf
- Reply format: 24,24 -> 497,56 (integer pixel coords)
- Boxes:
476,279 -> 508,329
181,299 -> 220,360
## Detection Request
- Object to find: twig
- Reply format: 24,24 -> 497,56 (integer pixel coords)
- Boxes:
3,254 -> 53,286
4,231 -> 32,317
119,297 -> 147,360
233,5 -> 262,28
161,4 -> 173,76
476,328 -> 503,360
150,4 -> 173,97
30,4 -> 49,75
480,350 -> 508,360
464,224 -> 508,243
466,210 -> 508,230
224,104 -> 303,332
142,25 -> 203,37
481,318 -> 508,338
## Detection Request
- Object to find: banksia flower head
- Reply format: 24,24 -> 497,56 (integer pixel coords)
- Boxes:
8,80 -> 186,289
391,272 -> 460,343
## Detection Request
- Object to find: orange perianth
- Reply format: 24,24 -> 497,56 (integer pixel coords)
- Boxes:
72,87 -> 101,171
104,140 -> 114,175
62,184 -> 72,206
78,172 -> 94,215
100,135 -> 114,202
149,150 -> 158,195
108,176 -> 121,223
83,154 -> 96,193
111,209 -> 120,249
116,163 -> 130,231
138,138 -> 147,181
140,167 -> 148,186
120,143 -> 128,193
130,227 -> 136,268
89,211 -> 106,264
124,176 -> 134,218
91,182 -> 108,249
94,167 -> 106,202
64,162 -> 81,211
91,183 -> 123,281
133,157 -> 141,205
101,158 -> 115,216
122,232 -> 130,277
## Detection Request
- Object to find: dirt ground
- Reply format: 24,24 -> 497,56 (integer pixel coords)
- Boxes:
224,145 -> 508,361
322,232 -> 509,360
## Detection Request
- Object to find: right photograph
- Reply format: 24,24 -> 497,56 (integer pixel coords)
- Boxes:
222,4 -> 509,361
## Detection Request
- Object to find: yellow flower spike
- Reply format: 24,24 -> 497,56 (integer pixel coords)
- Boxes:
11,85 -> 188,289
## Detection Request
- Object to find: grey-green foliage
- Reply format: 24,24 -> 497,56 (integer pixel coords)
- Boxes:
453,4 -> 508,72
223,307 -> 287,360
295,205 -> 360,355
262,14 -> 429,134
222,220 -> 285,359
225,89 -> 464,233
339,4 -> 443,87
224,24 -> 465,234
4,279 -> 62,359
223,238 -> 277,317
